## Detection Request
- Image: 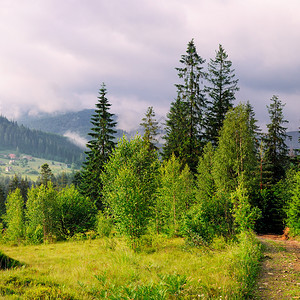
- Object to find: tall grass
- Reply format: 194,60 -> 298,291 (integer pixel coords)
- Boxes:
0,233 -> 262,299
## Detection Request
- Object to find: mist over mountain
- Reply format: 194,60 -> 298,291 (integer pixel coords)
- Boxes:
19,109 -> 299,152
18,109 -> 128,145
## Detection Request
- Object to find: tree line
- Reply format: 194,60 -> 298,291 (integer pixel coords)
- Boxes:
0,115 -> 84,165
0,40 -> 299,248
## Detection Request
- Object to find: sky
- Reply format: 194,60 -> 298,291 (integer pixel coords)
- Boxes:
0,0 -> 299,132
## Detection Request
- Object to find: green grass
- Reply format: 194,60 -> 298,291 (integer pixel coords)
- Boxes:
0,233 -> 262,299
0,150 -> 78,180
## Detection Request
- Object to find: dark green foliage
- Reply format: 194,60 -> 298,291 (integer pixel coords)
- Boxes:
163,39 -> 206,173
254,187 -> 285,234
286,171 -> 300,235
80,83 -> 117,210
263,95 -> 289,185
0,115 -> 83,165
140,106 -> 160,151
184,191 -> 233,245
54,185 -> 97,240
246,101 -> 261,153
205,44 -> 239,145
162,97 -> 190,163
0,251 -> 22,269
38,163 -> 54,187
101,135 -> 159,245
7,175 -> 31,203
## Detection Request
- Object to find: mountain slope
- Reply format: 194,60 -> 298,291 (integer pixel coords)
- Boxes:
19,109 -> 127,141
0,116 -> 84,164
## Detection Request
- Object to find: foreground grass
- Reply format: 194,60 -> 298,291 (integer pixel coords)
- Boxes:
0,232 -> 262,299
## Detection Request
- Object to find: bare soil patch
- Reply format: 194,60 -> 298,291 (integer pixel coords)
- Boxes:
254,234 -> 300,299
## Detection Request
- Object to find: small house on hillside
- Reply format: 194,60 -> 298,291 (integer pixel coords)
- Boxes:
8,154 -> 16,160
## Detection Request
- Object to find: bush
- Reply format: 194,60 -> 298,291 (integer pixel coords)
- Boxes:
96,211 -> 114,238
230,231 -> 263,298
54,185 -> 97,240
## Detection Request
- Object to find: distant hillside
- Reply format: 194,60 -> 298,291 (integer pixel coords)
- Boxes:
19,109 -> 127,142
0,116 -> 84,165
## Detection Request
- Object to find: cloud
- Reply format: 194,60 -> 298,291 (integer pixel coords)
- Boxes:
63,131 -> 88,149
0,0 -> 299,131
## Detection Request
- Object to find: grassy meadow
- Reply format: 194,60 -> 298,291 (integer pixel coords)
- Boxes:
0,233 -> 262,299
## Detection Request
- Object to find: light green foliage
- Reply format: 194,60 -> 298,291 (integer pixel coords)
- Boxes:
4,188 -> 24,242
25,183 -> 57,243
55,185 -> 97,239
26,184 -> 96,243
213,103 -> 257,192
101,135 -> 159,244
232,231 -> 263,298
156,155 -> 194,236
231,179 -> 261,233
286,171 -> 300,235
96,211 -> 114,238
189,106 -> 259,242
195,142 -> 215,203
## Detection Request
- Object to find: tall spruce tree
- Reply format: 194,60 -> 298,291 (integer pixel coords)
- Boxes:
263,95 -> 289,185
163,39 -> 206,172
205,44 -> 239,145
80,83 -> 117,209
140,106 -> 160,151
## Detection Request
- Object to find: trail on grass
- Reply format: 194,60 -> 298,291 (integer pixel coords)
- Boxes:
254,234 -> 300,299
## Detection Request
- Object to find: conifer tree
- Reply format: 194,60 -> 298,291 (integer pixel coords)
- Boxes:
205,45 -> 239,145
263,95 -> 289,185
80,83 -> 117,209
39,163 -> 54,187
140,106 -> 160,151
163,39 -> 206,172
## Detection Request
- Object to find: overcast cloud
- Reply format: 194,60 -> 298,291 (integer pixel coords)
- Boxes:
0,0 -> 299,131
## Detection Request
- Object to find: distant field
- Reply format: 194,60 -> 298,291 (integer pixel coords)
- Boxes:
0,150 -> 79,181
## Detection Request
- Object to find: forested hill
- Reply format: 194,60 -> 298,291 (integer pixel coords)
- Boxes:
19,109 -> 127,140
0,115 -> 84,165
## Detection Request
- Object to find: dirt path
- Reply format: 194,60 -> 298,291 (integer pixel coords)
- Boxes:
254,235 -> 300,299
